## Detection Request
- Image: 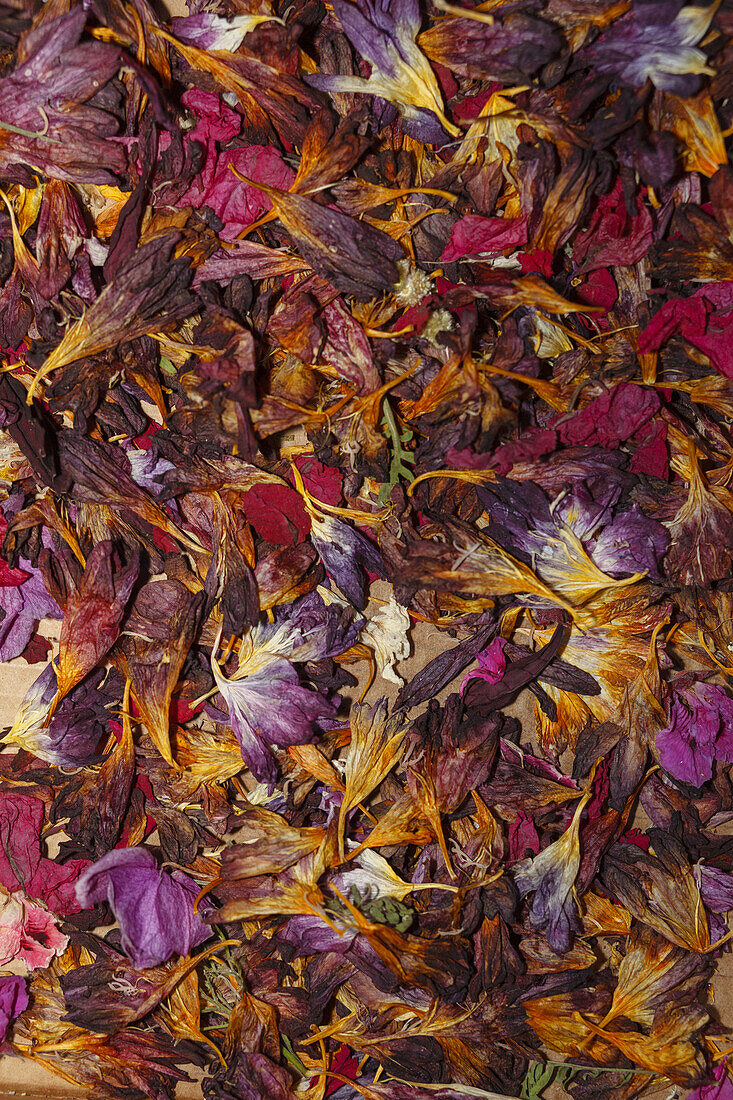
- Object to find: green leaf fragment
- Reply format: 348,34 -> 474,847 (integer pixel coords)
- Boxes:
281,1035 -> 308,1077
520,1060 -> 647,1099
377,396 -> 415,505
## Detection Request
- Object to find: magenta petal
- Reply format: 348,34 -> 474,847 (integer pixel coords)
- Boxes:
696,684 -> 733,764
181,143 -> 295,242
27,857 -> 90,916
0,793 -> 44,893
687,1062 -> 733,1100
16,902 -> 68,969
0,976 -> 28,1042
461,638 -> 507,692
508,812 -> 540,861
441,215 -> 527,262
656,705 -> 714,786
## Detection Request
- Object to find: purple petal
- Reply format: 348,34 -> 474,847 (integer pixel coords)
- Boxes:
698,865 -> 733,914
279,914 -> 357,956
656,701 -> 715,786
331,0 -> 397,73
75,847 -> 211,968
590,504 -> 669,577
311,515 -> 382,610
0,564 -> 61,661
0,976 -> 28,1042
282,591 -> 363,661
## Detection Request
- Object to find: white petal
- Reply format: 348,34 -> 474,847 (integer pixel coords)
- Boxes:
362,589 -> 411,686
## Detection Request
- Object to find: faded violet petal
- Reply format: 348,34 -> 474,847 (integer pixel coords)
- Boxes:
698,866 -> 733,914
305,0 -> 455,145
215,661 -> 336,784
75,847 -> 211,969
310,514 -> 382,610
582,0 -> 713,94
124,445 -> 175,494
0,563 -> 61,662
590,505 -> 669,578
279,914 -> 357,956
331,0 -> 422,72
172,13 -> 275,52
420,12 -> 561,83
513,792 -> 589,953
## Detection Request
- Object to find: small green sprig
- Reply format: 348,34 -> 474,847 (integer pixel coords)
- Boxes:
199,931 -> 244,1026
520,1060 -> 647,1099
377,397 -> 415,505
281,1035 -> 308,1077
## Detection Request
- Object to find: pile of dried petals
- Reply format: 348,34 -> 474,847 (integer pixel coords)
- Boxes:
0,0 -> 733,1098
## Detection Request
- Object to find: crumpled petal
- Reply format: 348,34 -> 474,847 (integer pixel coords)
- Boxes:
75,847 -> 212,969
0,975 -> 28,1041
0,889 -> 68,971
656,682 -> 733,786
